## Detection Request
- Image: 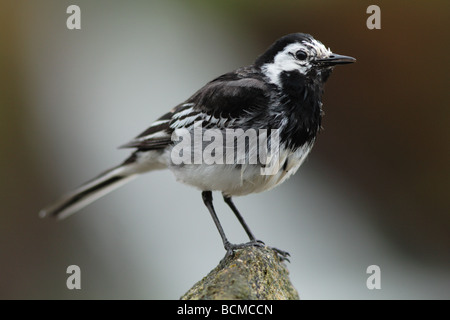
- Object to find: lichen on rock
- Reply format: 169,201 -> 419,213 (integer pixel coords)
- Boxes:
181,246 -> 299,300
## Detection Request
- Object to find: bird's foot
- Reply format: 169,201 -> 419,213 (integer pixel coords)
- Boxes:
223,240 -> 290,262
224,239 -> 265,256
268,246 -> 290,262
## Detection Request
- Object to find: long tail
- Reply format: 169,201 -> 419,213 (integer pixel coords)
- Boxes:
39,164 -> 137,220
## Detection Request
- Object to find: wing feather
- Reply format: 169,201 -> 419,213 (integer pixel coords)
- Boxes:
120,67 -> 269,151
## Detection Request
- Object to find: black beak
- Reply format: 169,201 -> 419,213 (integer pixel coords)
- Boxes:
316,53 -> 356,66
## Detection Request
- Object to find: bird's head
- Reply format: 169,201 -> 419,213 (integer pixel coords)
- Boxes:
255,33 -> 355,87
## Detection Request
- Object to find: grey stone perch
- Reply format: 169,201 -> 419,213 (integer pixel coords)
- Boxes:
181,246 -> 299,300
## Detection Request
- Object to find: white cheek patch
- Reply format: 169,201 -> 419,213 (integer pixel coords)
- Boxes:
261,43 -> 311,86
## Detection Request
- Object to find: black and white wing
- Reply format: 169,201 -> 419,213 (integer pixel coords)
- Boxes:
120,67 -> 270,151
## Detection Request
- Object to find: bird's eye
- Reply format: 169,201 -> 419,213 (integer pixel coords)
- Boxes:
295,50 -> 308,60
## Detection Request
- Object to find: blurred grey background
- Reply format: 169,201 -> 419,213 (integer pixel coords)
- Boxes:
0,0 -> 449,299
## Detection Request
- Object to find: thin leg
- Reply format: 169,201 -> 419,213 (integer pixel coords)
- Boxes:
202,191 -> 290,261
223,194 -> 291,262
222,194 -> 259,242
202,191 -> 231,251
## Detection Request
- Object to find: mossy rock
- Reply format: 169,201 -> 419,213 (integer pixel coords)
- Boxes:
181,246 -> 299,300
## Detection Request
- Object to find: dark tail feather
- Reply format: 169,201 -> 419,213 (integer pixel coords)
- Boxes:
39,165 -> 136,220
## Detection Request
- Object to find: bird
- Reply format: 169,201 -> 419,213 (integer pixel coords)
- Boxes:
39,33 -> 355,259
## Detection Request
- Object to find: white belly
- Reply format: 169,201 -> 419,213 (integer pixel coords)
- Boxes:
167,143 -> 312,196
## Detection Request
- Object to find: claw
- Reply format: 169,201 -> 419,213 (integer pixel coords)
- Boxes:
223,240 -> 290,262
268,246 -> 291,262
224,239 -> 264,252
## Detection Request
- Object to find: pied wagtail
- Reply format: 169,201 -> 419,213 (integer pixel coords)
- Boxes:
40,33 -> 355,259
